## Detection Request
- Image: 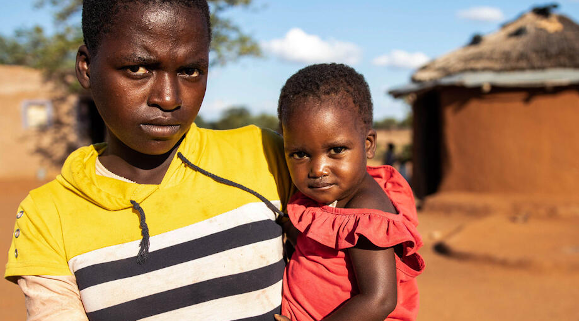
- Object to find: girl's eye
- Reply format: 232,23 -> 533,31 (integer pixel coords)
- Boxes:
330,147 -> 346,155
291,151 -> 308,159
182,68 -> 200,78
127,66 -> 147,74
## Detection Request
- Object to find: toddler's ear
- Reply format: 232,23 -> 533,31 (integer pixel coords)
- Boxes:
365,129 -> 377,159
76,45 -> 91,89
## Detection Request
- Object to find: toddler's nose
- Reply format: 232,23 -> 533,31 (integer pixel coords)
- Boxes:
309,157 -> 330,178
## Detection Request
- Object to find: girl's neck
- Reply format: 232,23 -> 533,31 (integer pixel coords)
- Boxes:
98,135 -> 184,185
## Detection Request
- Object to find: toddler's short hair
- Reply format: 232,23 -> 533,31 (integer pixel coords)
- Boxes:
82,0 -> 211,54
278,63 -> 373,130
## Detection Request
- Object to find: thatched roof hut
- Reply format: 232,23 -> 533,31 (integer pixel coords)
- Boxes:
392,5 -> 579,97
388,5 -> 579,212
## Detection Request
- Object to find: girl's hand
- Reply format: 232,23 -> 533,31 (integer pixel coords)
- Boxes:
274,313 -> 291,321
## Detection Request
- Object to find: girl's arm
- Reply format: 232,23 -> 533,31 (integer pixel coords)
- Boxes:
324,176 -> 399,321
324,236 -> 398,321
274,239 -> 397,321
18,275 -> 89,321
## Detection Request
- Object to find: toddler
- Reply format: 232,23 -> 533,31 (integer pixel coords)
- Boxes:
275,63 -> 424,321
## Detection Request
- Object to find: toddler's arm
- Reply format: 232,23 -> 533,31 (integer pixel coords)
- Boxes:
323,177 -> 399,321
276,175 -> 401,321
324,237 -> 398,321
274,239 -> 397,321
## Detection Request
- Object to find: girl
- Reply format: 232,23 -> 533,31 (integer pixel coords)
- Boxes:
275,63 -> 424,321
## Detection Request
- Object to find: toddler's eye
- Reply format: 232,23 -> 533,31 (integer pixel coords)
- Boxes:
291,151 -> 308,159
127,66 -> 147,74
330,147 -> 346,155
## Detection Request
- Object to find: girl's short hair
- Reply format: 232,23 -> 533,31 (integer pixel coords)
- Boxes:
278,63 -> 373,130
82,0 -> 211,54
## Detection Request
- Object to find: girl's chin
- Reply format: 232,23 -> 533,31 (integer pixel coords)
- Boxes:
306,195 -> 336,206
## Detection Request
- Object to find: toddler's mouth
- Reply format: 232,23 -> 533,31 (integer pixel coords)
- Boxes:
308,181 -> 333,189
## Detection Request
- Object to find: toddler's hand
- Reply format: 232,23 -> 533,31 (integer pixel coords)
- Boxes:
274,313 -> 291,321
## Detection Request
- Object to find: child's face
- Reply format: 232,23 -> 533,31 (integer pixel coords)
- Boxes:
76,3 -> 209,156
282,97 -> 376,206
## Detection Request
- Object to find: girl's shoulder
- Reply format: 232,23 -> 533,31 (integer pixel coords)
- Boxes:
344,171 -> 397,214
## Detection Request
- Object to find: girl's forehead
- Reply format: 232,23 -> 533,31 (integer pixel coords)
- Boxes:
285,96 -> 364,130
122,3 -> 200,27
283,105 -> 368,144
105,3 -> 207,39
96,3 -> 209,57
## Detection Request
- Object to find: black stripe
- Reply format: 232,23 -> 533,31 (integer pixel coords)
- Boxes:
233,306 -> 281,321
75,219 -> 281,291
86,259 -> 285,321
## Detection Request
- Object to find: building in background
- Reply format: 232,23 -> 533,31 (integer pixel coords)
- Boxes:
390,5 -> 579,205
0,65 -> 104,180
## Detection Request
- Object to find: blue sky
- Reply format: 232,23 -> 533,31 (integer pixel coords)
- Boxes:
3,0 -> 579,121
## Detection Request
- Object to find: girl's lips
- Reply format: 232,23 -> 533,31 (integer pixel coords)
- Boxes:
308,182 -> 333,189
140,124 -> 181,138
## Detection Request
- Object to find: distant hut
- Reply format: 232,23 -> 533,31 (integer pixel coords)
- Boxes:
389,5 -> 579,203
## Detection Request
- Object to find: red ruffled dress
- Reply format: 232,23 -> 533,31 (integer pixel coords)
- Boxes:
281,166 -> 425,321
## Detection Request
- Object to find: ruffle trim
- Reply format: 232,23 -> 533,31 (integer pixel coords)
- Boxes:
287,166 -> 424,259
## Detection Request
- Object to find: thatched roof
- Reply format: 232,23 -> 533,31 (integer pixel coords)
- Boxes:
412,6 -> 579,82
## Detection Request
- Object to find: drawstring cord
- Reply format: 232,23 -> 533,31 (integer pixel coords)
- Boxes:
128,152 -> 286,265
130,200 -> 150,264
177,152 -> 285,218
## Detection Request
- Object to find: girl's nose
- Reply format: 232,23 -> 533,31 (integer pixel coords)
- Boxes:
309,157 -> 330,178
148,72 -> 182,111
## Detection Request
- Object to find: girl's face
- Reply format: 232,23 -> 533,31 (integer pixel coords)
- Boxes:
282,96 -> 376,206
76,3 -> 209,157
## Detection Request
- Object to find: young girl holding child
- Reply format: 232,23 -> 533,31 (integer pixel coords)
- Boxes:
275,63 -> 424,321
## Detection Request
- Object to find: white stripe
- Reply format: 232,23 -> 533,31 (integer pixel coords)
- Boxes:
69,201 -> 281,272
140,280 -> 283,321
80,237 -> 283,312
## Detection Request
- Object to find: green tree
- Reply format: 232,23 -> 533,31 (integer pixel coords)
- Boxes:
197,107 -> 280,131
194,115 -> 211,129
213,106 -> 253,130
0,0 -> 261,91
373,117 -> 399,130
373,112 -> 413,130
252,113 -> 280,132
209,0 -> 261,66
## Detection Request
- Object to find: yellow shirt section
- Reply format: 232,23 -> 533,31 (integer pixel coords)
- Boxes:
5,125 -> 293,278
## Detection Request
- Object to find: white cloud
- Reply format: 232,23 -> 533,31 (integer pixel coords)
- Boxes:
372,50 -> 429,69
457,7 -> 505,22
262,28 -> 362,65
200,99 -> 234,119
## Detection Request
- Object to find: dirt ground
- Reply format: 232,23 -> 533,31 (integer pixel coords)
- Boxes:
1,179 -> 578,321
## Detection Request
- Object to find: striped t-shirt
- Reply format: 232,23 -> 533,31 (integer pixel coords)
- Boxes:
5,125 -> 294,320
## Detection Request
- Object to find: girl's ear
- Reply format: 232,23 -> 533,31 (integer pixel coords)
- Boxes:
365,128 -> 377,159
76,45 -> 91,89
